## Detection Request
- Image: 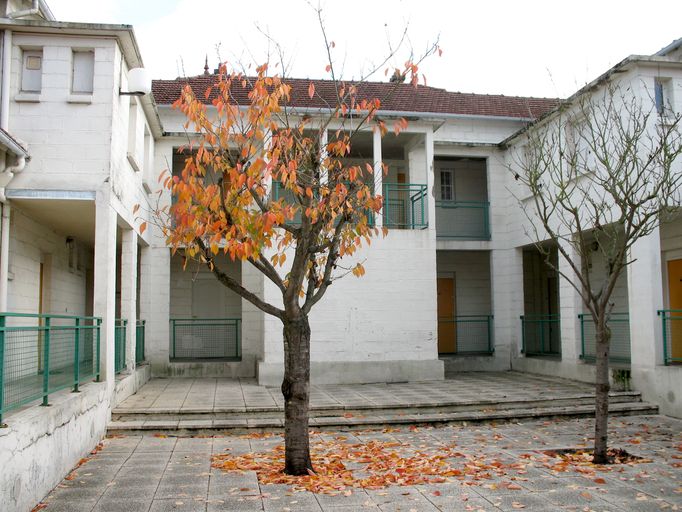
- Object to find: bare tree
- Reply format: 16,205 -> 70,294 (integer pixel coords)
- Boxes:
511,84 -> 682,463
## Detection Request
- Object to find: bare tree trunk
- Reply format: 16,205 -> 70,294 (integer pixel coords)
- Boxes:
281,315 -> 313,475
593,321 -> 611,464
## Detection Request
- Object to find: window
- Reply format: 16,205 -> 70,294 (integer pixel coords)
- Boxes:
21,49 -> 43,92
655,77 -> 674,116
440,170 -> 454,200
71,50 -> 94,94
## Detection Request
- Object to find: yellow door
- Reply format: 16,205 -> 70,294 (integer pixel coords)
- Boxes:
437,277 -> 456,353
667,259 -> 682,360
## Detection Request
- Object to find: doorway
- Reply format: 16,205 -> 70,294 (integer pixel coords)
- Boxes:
437,276 -> 456,354
666,259 -> 682,360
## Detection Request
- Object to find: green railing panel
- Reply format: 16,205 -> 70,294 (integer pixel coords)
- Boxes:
383,183 -> 428,229
435,201 -> 490,240
170,318 -> 241,361
0,312 -> 101,422
657,310 -> 682,365
114,319 -> 127,374
135,320 -> 146,364
520,314 -> 561,357
579,313 -> 630,364
438,315 -> 494,355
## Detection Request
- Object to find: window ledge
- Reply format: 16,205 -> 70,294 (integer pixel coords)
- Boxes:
127,153 -> 142,173
67,94 -> 93,104
15,92 -> 40,103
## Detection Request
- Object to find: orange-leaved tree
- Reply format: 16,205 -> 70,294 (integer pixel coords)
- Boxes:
154,53 -> 435,474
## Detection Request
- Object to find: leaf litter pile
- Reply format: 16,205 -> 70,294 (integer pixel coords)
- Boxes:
211,426 -> 657,495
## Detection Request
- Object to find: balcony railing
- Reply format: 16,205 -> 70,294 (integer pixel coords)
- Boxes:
435,201 -> 490,240
438,315 -> 494,355
114,319 -> 127,374
657,310 -> 682,365
170,318 -> 241,361
383,183 -> 428,229
0,313 -> 101,422
520,314 -> 561,357
579,313 -> 630,364
135,320 -> 146,364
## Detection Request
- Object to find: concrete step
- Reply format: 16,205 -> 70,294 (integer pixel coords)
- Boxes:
111,391 -> 643,421
107,400 -> 658,434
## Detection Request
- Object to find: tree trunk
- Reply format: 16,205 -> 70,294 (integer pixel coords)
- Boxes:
281,314 -> 314,475
593,322 -> 611,464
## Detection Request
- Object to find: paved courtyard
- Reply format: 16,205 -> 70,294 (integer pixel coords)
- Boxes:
115,372 -> 605,413
39,414 -> 681,511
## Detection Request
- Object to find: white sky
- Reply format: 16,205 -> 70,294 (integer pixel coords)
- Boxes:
49,0 -> 682,99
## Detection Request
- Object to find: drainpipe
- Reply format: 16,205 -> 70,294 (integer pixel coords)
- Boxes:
1,29 -> 11,131
7,0 -> 40,19
0,155 -> 25,312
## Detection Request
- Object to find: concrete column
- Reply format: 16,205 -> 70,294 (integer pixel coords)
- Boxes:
558,240 -> 582,362
491,247 -> 524,369
139,244 -> 170,376
373,127 -> 383,228
93,193 -> 117,393
120,229 -> 137,371
627,228 -> 664,369
424,129 -> 436,234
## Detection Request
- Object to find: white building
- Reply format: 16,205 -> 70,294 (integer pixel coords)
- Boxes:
0,1 -> 680,510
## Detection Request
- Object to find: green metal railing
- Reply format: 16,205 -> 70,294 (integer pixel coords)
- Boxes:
383,183 -> 428,229
657,310 -> 682,365
435,201 -> 490,240
520,314 -> 561,357
170,318 -> 241,361
438,315 -> 494,355
579,313 -> 630,364
114,319 -> 127,374
135,320 -> 145,364
0,313 -> 101,422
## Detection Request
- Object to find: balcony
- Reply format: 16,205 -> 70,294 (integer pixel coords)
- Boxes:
169,318 -> 241,361
520,314 -> 561,357
0,313 -> 101,421
579,313 -> 630,364
383,183 -> 428,229
435,201 -> 490,240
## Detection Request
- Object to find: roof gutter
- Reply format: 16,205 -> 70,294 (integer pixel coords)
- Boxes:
0,130 -> 29,159
155,103 -> 536,123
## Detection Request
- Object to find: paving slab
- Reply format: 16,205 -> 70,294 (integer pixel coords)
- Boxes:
37,414 -> 681,512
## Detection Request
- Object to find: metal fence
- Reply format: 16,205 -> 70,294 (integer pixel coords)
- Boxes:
435,201 -> 490,240
135,320 -> 145,364
438,315 -> 494,355
170,318 -> 241,360
114,319 -> 127,374
383,183 -> 428,229
520,314 -> 561,357
657,310 -> 682,365
579,313 -> 630,364
0,313 -> 101,422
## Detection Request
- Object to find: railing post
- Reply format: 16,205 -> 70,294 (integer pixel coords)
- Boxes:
520,316 -> 525,353
658,310 -> 668,365
73,317 -> 80,392
96,318 -> 101,382
0,314 -> 5,424
171,320 -> 175,359
42,316 -> 51,406
540,317 -> 546,355
237,319 -> 242,359
579,314 -> 585,359
487,315 -> 492,353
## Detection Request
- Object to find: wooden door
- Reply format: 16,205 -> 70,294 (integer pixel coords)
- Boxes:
667,259 -> 682,360
437,277 -> 456,353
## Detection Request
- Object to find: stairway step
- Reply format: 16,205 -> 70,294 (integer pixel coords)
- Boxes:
111,392 -> 643,421
107,401 -> 658,433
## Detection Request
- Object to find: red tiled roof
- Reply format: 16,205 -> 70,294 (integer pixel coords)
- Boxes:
151,75 -> 559,120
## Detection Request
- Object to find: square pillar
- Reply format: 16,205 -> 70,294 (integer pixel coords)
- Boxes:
93,193 -> 117,393
120,229 -> 138,371
373,127 -> 383,228
139,244 -> 170,376
558,240 -> 582,362
627,228 -> 664,369
424,129 -> 436,234
491,247 -> 524,366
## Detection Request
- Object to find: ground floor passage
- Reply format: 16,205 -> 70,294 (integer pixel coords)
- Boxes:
37,414 -> 681,512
